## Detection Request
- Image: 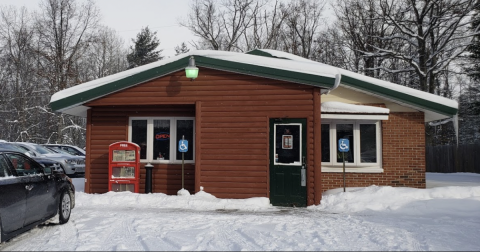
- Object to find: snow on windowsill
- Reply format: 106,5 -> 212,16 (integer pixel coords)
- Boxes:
322,166 -> 384,173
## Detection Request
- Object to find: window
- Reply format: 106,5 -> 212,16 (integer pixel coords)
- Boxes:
321,120 -> 382,173
274,124 -> 302,165
5,153 -> 43,176
0,155 -> 12,177
129,117 -> 195,163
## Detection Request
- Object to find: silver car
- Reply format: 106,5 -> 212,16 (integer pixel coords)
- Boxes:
13,142 -> 85,176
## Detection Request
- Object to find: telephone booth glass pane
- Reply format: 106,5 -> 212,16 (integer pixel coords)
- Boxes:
153,120 -> 170,160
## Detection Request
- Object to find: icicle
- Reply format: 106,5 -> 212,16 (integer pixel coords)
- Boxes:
453,114 -> 459,146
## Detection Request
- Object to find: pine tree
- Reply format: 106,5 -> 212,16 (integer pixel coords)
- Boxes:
461,1 -> 480,144
466,1 -> 480,81
126,27 -> 163,69
174,42 -> 190,56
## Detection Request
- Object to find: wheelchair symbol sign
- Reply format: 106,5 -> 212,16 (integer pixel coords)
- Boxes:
178,140 -> 188,153
338,139 -> 349,152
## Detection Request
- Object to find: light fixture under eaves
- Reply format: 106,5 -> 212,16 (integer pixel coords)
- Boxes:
185,56 -> 199,81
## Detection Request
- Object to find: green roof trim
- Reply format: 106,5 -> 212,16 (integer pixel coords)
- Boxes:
341,75 -> 458,116
194,55 -> 335,88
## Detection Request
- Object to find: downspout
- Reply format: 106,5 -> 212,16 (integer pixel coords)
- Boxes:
321,74 -> 341,95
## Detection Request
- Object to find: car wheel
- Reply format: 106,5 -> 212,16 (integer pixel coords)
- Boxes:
59,191 -> 72,224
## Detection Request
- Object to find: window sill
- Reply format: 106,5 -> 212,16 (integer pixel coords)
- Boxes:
321,166 -> 384,173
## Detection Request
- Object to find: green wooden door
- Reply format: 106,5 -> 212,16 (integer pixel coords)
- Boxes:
269,118 -> 307,207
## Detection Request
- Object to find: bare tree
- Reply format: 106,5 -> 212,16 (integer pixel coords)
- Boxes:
311,26 -> 353,70
33,0 -> 100,143
181,0 -> 263,51
0,6 -> 43,142
78,25 -> 128,81
280,0 -> 327,59
241,0 -> 288,51
333,0 -> 396,77
34,0 -> 100,94
378,0 -> 478,94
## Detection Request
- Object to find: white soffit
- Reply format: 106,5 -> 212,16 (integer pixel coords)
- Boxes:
321,101 -> 389,120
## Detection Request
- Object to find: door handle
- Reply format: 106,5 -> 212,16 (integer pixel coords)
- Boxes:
25,184 -> 33,191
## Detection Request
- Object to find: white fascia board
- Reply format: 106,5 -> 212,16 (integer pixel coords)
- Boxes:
321,114 -> 389,120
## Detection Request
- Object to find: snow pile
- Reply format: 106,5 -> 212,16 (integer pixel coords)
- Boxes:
75,190 -> 273,211
311,185 -> 480,216
177,188 -> 191,196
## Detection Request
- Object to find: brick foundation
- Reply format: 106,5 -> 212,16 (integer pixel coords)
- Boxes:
322,112 -> 426,191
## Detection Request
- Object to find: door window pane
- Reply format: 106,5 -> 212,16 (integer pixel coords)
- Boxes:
321,124 -> 330,162
360,124 -> 377,163
131,120 -> 147,159
275,124 -> 300,164
176,120 -> 194,160
153,120 -> 170,161
336,124 -> 354,163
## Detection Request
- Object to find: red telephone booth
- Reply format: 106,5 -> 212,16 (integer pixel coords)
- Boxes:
108,141 -> 140,193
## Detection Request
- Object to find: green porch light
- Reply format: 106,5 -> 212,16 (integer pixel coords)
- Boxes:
185,56 -> 199,80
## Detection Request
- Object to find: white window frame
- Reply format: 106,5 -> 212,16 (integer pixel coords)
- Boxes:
321,119 -> 383,173
128,117 -> 195,164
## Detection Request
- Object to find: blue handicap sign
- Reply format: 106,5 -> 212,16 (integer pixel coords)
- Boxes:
178,140 -> 188,153
338,138 -> 350,152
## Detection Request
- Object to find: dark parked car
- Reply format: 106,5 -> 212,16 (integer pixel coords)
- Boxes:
0,150 -> 75,243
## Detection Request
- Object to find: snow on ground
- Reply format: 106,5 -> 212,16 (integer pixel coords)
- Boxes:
1,173 -> 480,251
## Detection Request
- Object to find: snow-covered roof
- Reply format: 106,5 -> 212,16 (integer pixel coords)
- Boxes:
50,49 -> 458,122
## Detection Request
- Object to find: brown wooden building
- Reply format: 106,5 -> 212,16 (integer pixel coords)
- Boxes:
50,49 -> 458,206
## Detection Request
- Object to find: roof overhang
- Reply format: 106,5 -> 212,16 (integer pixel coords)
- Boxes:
50,51 -> 338,116
49,49 -> 458,122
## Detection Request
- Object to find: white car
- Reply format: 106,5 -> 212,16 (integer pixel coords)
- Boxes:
13,142 -> 85,176
42,144 -> 85,156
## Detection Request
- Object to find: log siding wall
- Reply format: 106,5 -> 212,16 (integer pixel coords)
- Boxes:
85,68 -> 319,201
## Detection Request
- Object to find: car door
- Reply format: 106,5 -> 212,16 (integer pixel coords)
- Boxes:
0,154 -> 27,233
4,153 -> 57,226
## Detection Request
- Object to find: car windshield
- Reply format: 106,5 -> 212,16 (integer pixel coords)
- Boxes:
48,147 -> 71,155
31,144 -> 56,154
0,143 -> 26,153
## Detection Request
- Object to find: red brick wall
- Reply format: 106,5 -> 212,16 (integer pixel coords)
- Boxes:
322,112 -> 426,191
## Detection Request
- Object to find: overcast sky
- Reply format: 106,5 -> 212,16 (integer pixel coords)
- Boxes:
1,0 -> 197,58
